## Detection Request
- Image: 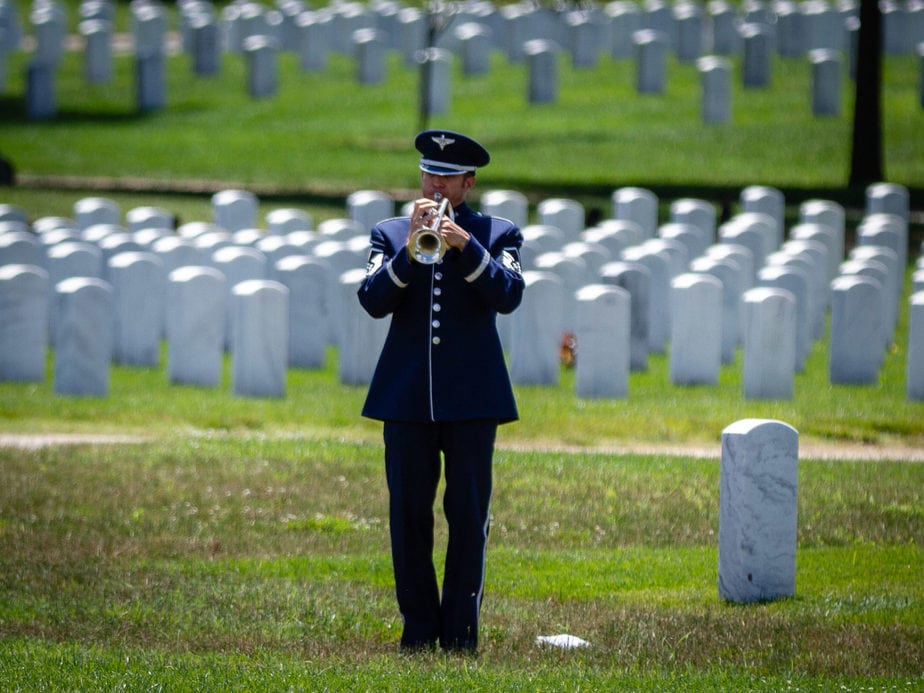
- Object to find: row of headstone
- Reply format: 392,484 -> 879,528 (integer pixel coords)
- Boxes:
0,188 -> 397,394
0,181 -> 917,401
7,0 -> 923,118
491,181 -> 915,400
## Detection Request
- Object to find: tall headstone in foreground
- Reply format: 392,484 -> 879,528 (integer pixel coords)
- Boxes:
54,277 -> 113,396
719,418 -> 798,603
574,283 -> 630,398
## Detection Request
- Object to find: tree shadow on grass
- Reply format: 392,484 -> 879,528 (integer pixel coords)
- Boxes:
0,95 -> 156,126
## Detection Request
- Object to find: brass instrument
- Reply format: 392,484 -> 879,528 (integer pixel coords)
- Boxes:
409,194 -> 450,264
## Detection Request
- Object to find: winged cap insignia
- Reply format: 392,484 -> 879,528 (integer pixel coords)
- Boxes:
431,134 -> 455,150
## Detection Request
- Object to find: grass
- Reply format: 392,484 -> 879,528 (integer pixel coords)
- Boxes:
0,14 -> 922,204
1,6 -> 923,688
0,439 -> 922,690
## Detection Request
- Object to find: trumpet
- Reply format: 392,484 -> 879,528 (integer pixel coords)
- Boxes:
409,194 -> 451,264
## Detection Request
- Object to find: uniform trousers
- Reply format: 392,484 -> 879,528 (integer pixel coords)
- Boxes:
383,418 -> 497,652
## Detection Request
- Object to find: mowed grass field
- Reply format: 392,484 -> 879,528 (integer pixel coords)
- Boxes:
1,4 -> 923,689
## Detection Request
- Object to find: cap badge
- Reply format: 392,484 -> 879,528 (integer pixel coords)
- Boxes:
431,134 -> 455,150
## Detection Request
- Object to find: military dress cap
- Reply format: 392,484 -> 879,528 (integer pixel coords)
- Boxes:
415,130 -> 490,176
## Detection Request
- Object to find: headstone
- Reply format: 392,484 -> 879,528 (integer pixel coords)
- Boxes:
347,190 -> 394,232
212,245 -> 268,349
480,190 -> 528,229
658,221 -> 708,262
338,267 -> 388,385
739,186 -> 784,249
126,205 -> 174,232
719,418 -> 798,603
829,274 -> 883,384
509,270 -> 564,385
419,47 -> 451,115
317,218 -> 365,241
798,200 -> 845,271
81,18 -> 113,83
810,48 -> 841,116
669,197 -> 716,246
756,264 -> 811,372
266,208 -> 313,234
574,283 -> 630,398
213,189 -> 258,232
524,39 -> 559,104
566,11 -> 600,68
621,243 -> 671,353
297,10 -> 330,72
353,27 -> 385,84
0,264 -> 49,382
275,255 -> 330,368
779,238 -> 830,338
612,186 -> 658,239
166,265 -> 226,387
908,291 -> 924,401
582,222 -> 640,260
108,251 -> 165,366
537,198 -> 584,237
718,213 -> 775,272
689,254 -> 744,363
634,29 -> 669,93
54,277 -> 113,396
599,260 -> 650,371
708,0 -> 739,54
26,60 -> 56,120
188,14 -> 220,76
697,55 -> 731,123
456,21 -> 493,75
533,252 -> 586,333
838,257 -> 891,351
740,22 -> 772,87
396,6 -> 425,67
865,181 -> 909,222
136,51 -> 166,112
742,287 -> 796,400
607,1 -> 642,59
562,241 -> 612,278
230,279 -> 288,397
670,272 -> 722,385
849,245 -> 900,341
856,212 -> 907,280
675,2 -> 704,62
0,230 -> 43,267
244,34 -> 279,97
152,235 -> 202,275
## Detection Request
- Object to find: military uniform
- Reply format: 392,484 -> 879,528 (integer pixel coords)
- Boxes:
357,130 -> 524,652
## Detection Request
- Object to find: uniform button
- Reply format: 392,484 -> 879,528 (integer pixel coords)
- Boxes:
433,287 -> 442,296
432,336 -> 441,345
433,303 -> 441,312
434,272 -> 443,280
432,320 -> 440,328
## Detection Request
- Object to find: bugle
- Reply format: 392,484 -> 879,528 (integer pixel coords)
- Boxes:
409,194 -> 450,264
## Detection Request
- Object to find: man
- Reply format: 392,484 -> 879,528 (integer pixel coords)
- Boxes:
357,130 -> 525,653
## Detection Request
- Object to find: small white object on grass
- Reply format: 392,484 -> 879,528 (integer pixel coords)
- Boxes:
535,634 -> 591,649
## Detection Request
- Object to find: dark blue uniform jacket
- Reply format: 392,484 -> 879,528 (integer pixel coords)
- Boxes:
358,202 -> 525,423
